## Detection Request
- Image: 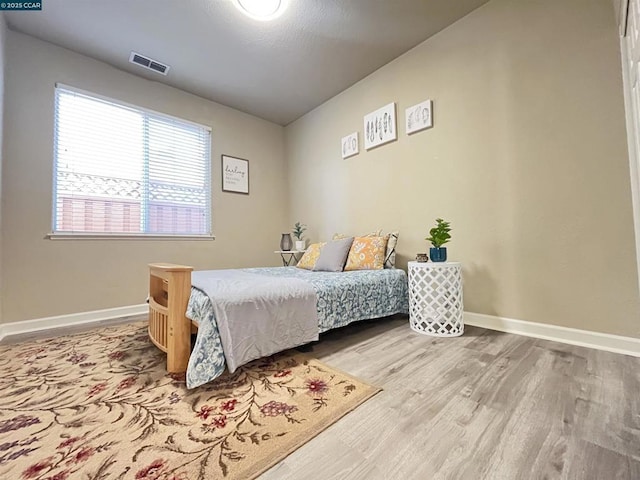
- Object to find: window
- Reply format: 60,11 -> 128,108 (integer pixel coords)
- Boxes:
52,85 -> 212,238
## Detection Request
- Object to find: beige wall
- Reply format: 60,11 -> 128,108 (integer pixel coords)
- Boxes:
2,31 -> 287,323
0,14 -> 5,323
285,0 -> 640,337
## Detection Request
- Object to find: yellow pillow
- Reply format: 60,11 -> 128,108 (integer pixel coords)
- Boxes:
335,230 -> 398,268
344,236 -> 389,271
296,242 -> 325,270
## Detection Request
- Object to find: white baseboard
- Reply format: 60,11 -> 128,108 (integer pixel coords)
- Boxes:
0,304 -> 148,341
2,305 -> 638,358
465,312 -> 640,357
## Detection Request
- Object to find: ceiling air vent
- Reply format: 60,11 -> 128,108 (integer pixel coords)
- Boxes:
129,52 -> 170,76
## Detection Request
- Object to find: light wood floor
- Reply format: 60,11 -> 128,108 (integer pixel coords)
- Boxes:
261,316 -> 640,480
3,315 -> 638,479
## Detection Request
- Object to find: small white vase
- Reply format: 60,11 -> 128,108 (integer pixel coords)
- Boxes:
295,240 -> 306,251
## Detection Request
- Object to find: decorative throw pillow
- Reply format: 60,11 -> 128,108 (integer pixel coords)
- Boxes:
313,237 -> 354,272
384,231 -> 399,269
296,242 -> 325,270
344,235 -> 389,271
334,230 -> 398,269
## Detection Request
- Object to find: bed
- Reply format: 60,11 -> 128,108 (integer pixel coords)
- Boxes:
148,263 -> 408,388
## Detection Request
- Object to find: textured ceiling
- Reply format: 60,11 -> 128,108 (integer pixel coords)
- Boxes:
6,0 -> 490,125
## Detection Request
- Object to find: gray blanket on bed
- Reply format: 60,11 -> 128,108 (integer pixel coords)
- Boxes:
191,269 -> 319,373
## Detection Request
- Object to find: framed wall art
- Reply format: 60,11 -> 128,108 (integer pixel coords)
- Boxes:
406,99 -> 433,134
363,102 -> 397,150
222,154 -> 249,194
341,132 -> 359,159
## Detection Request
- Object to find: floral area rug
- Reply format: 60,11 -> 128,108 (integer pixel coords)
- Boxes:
0,321 -> 380,480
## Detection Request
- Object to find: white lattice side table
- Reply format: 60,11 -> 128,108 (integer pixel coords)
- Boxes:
408,261 -> 464,337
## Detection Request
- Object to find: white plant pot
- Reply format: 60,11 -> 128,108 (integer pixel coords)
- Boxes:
295,240 -> 306,251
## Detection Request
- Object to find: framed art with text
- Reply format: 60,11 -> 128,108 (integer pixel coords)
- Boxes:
222,155 -> 249,194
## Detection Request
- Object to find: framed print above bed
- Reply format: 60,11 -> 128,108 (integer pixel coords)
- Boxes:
406,99 -> 433,135
341,132 -> 359,159
364,102 -> 397,150
222,155 -> 249,194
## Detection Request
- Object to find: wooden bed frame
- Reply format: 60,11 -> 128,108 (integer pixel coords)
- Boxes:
148,263 -> 197,373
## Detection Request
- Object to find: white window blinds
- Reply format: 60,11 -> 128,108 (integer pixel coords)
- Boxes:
53,85 -> 212,237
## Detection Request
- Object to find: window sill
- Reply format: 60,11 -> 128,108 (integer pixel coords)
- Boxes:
46,233 -> 216,241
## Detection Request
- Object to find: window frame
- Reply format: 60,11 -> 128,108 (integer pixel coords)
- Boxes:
48,84 -> 214,240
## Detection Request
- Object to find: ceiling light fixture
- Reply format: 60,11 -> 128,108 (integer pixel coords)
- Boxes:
233,0 -> 288,21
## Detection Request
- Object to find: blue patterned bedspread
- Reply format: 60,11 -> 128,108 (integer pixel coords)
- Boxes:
185,267 -> 408,388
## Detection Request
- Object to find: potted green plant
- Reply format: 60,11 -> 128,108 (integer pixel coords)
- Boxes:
425,218 -> 451,262
292,222 -> 307,251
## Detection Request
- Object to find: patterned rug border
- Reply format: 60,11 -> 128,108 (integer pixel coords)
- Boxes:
249,352 -> 382,479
